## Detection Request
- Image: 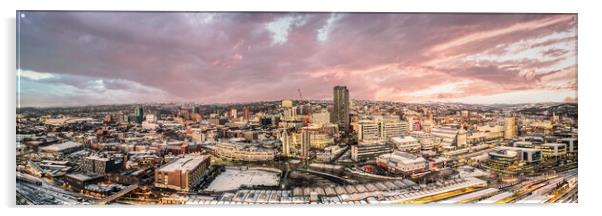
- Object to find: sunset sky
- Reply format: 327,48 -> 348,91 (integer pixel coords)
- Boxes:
17,12 -> 577,107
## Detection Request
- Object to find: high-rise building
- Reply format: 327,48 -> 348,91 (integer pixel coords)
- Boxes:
243,107 -> 251,120
191,106 -> 199,115
504,114 -> 517,139
332,86 -> 350,132
134,106 -> 144,124
230,108 -> 237,119
280,130 -> 291,157
300,129 -> 311,159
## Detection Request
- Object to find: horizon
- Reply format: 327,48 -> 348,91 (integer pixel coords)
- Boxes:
17,12 -> 577,107
16,97 -> 577,110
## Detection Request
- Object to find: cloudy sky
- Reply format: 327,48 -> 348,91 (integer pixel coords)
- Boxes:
17,12 -> 577,107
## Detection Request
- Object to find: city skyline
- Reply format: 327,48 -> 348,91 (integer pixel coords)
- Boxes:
17,12 -> 577,107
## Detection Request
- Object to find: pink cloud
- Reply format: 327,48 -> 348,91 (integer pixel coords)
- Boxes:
17,12 -> 577,106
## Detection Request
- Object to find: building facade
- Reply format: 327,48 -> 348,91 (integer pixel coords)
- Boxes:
154,155 -> 211,191
331,86 -> 350,132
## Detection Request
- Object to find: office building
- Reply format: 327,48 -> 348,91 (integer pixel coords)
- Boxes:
380,121 -> 408,138
389,136 -> 421,152
504,115 -> 517,139
191,106 -> 199,115
280,130 -> 291,157
230,109 -> 238,119
559,138 -> 578,154
311,110 -> 330,126
243,107 -> 251,120
64,173 -> 104,192
351,143 -> 393,162
541,143 -> 567,158
134,106 -> 144,124
332,86 -> 350,132
82,155 -> 123,175
154,155 -> 211,191
431,127 -> 467,148
376,151 -> 427,175
357,121 -> 380,141
486,146 -> 541,175
296,126 -> 335,150
300,129 -> 311,159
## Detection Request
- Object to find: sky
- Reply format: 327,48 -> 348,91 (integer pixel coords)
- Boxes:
16,12 -> 577,107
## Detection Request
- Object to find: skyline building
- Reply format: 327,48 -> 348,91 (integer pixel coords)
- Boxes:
300,128 -> 311,159
134,106 -> 144,124
280,129 -> 291,157
504,114 -> 518,139
331,86 -> 350,132
230,108 -> 237,119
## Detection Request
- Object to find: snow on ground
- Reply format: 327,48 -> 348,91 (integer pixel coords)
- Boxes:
206,168 -> 280,192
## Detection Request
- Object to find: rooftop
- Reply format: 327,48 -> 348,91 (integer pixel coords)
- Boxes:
39,141 -> 82,152
65,173 -> 101,182
157,155 -> 210,173
379,151 -> 426,164
390,136 -> 418,144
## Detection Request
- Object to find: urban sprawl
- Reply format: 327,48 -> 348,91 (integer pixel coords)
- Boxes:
16,86 -> 578,205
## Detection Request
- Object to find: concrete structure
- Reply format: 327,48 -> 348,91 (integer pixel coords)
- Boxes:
389,136 -> 421,152
504,115 -> 518,139
357,121 -> 380,141
154,155 -> 211,191
82,155 -> 122,175
134,106 -> 144,124
431,127 -> 467,148
559,138 -> 578,153
230,108 -> 238,119
311,111 -> 330,126
351,143 -> 393,162
380,122 -> 407,139
64,173 -> 103,191
332,86 -> 350,132
376,151 -> 427,175
39,141 -> 83,154
300,129 -> 311,159
215,142 -> 275,162
513,141 -> 535,148
296,126 -> 335,150
541,143 -> 567,158
486,146 -> 542,175
280,130 -> 291,157
281,100 -> 293,108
